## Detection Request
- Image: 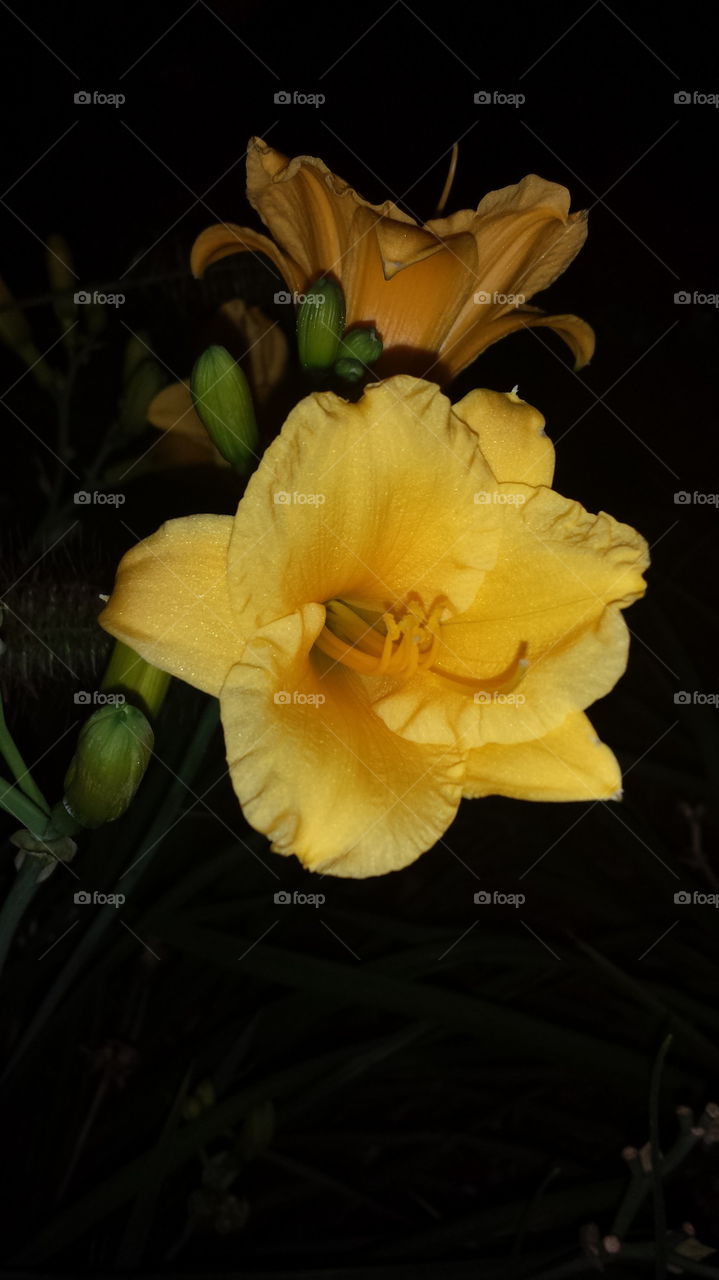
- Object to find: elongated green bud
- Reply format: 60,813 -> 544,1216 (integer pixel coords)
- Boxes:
296,277 -> 345,370
190,345 -> 258,472
336,326 -> 383,368
63,704 -> 153,828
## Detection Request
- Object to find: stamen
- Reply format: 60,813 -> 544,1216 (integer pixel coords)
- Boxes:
431,642 -> 529,694
314,595 -> 528,699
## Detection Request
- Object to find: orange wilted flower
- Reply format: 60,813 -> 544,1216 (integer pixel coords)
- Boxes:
191,138 -> 594,385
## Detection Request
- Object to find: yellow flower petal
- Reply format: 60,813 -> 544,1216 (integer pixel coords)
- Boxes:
100,515 -> 240,695
463,711 -> 622,801
146,381 -> 226,468
246,137 -> 416,281
227,376 -> 501,631
147,380 -> 194,433
220,605 -> 464,876
440,307 -> 596,379
373,485 -> 648,748
190,221 -> 303,293
468,173 -> 588,298
452,387 -> 555,487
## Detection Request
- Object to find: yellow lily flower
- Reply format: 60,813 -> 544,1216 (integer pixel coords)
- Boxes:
100,377 -> 647,878
191,138 -> 594,384
147,299 -> 288,468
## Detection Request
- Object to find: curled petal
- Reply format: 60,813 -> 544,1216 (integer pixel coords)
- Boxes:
373,485 -> 648,748
463,711 -> 622,801
452,387 -> 555,487
220,605 -> 464,876
100,515 -> 240,695
440,308 -> 596,381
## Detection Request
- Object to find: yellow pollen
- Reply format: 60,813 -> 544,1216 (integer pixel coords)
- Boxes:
314,596 -> 528,696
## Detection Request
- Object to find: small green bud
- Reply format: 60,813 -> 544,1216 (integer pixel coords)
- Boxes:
336,326 -> 383,368
63,704 -> 153,828
191,345 -> 258,473
296,277 -> 345,370
334,357 -> 366,384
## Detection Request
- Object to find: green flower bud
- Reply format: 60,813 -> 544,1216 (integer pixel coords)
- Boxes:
334,357 -> 366,384
296,277 -> 345,370
191,345 -> 258,473
336,326 -> 383,368
63,704 -> 153,828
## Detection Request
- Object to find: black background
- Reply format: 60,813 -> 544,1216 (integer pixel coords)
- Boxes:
1,0 -> 718,1273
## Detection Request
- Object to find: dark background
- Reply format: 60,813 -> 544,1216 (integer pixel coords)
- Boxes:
1,1 -> 718,1274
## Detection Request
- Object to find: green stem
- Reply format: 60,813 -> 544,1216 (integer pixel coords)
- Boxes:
0,700 -> 50,814
1,699 -> 219,1080
0,772 -> 52,830
0,856 -> 47,977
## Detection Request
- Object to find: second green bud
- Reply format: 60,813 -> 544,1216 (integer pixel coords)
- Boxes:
191,345 -> 258,473
296,277 -> 345,371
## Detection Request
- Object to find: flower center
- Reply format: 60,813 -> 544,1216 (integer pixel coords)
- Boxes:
315,595 -> 445,678
314,594 -> 528,696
